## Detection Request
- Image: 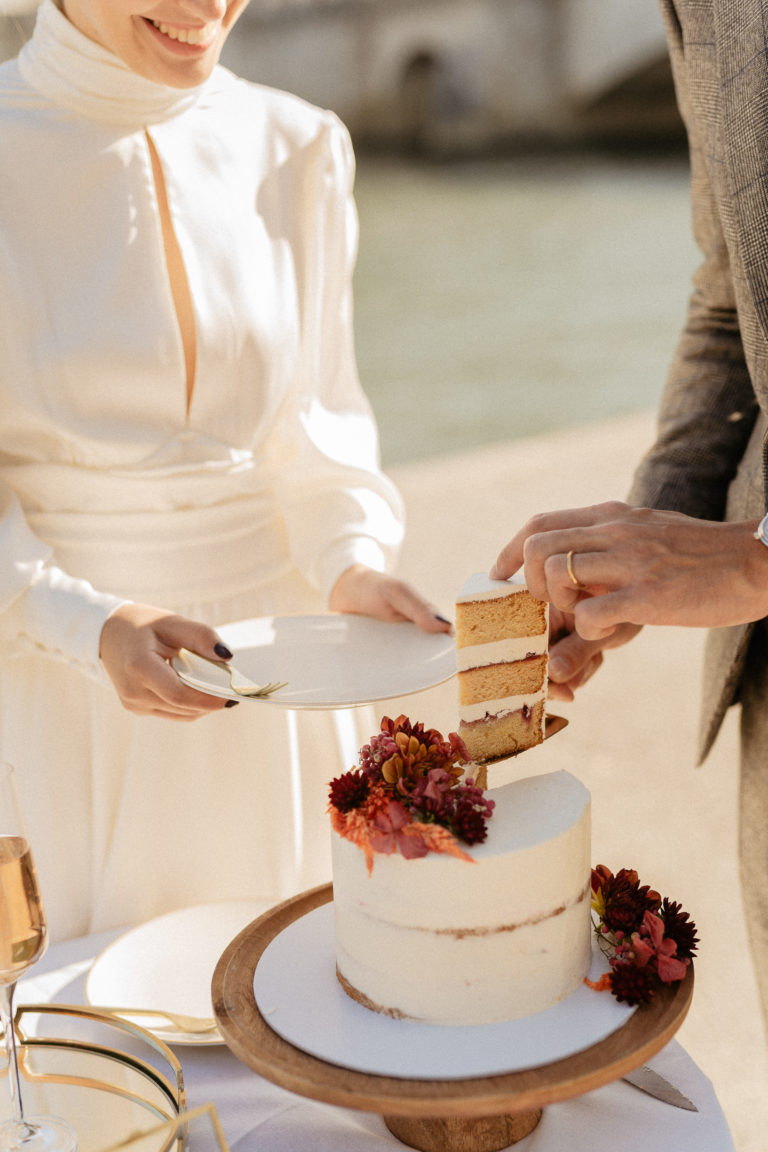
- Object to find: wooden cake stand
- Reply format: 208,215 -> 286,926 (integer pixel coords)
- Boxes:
212,884 -> 693,1152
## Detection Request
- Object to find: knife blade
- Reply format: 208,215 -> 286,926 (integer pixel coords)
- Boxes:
623,1064 -> 698,1111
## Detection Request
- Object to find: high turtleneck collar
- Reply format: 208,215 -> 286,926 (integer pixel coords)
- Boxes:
17,0 -> 210,127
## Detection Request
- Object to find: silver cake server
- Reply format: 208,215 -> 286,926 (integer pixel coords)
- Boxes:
623,1064 -> 698,1111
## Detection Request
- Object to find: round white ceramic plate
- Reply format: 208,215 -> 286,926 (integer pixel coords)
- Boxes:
86,901 -> 269,1045
252,903 -> 636,1080
172,615 -> 456,708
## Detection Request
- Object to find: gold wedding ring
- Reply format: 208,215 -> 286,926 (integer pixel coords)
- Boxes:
566,549 -> 585,591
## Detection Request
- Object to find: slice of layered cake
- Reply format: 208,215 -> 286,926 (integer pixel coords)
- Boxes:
456,571 -> 548,763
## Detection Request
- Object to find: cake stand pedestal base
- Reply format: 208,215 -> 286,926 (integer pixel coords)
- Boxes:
213,884 -> 693,1152
383,1108 -> 542,1151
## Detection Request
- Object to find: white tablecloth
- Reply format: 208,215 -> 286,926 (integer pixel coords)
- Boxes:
18,931 -> 735,1152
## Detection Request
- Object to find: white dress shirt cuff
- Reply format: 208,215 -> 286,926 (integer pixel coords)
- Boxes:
19,564 -> 129,682
316,538 -> 388,604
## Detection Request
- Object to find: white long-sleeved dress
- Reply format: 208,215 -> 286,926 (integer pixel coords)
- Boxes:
0,1 -> 405,941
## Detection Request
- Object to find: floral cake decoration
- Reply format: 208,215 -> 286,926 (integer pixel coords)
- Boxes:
588,865 -> 699,1006
328,714 -> 494,873
329,719 -> 699,1008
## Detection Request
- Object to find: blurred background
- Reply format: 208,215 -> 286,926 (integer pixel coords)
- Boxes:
224,0 -> 696,467
4,5 -> 768,1150
0,0 -> 697,468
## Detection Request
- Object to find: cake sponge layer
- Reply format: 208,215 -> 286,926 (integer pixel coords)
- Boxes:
456,572 -> 547,647
460,698 -> 546,761
458,655 -> 547,705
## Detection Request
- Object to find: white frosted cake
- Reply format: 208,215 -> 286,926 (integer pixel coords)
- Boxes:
330,763 -> 592,1026
456,571 -> 549,763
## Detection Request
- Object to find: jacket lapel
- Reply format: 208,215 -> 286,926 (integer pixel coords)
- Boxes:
715,0 -> 768,347
698,621 -> 755,763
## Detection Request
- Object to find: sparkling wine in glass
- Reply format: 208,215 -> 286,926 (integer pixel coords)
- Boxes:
0,763 -> 77,1151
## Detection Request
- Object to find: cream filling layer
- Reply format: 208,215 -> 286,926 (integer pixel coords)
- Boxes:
455,634 -> 547,671
459,691 -> 544,724
457,570 -> 527,603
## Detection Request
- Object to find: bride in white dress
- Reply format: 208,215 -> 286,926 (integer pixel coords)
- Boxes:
0,0 -> 449,941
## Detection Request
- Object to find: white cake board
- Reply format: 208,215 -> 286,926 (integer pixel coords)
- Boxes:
253,903 -> 635,1081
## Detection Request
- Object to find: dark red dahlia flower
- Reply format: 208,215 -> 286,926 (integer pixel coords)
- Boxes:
328,769 -> 370,813
608,957 -> 657,1006
593,866 -> 661,934
660,898 -> 699,961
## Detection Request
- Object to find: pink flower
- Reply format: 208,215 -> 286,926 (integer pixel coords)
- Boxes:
656,948 -> 688,984
369,801 -> 429,859
407,767 -> 453,812
632,910 -> 689,984
643,909 -> 665,949
628,935 -> 655,968
588,865 -> 696,1006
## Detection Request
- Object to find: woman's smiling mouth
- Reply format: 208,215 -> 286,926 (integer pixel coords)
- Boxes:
148,19 -> 218,47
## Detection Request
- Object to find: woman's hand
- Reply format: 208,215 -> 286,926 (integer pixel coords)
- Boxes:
491,500 -> 768,640
328,565 -> 452,634
99,603 -> 237,720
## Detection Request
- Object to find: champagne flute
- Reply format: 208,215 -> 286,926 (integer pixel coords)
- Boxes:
0,763 -> 77,1151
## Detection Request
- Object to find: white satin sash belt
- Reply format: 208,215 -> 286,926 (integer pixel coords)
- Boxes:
26,495 -> 293,605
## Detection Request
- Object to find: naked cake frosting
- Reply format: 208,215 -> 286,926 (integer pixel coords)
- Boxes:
328,716 -> 592,1027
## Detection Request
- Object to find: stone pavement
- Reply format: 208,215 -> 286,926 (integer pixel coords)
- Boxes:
387,409 -> 768,1152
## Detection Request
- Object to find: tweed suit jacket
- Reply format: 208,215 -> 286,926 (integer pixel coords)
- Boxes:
628,0 -> 768,762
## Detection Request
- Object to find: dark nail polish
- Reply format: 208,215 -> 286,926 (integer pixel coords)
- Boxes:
434,614 -> 452,626
225,699 -> 239,708
214,642 -> 233,660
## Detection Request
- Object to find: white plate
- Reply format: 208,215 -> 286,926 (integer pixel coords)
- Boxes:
253,903 -> 636,1080
86,901 -> 269,1046
172,615 -> 457,708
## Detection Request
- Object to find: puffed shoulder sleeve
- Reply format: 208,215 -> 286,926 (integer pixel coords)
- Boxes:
0,484 -> 126,681
266,111 -> 405,600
